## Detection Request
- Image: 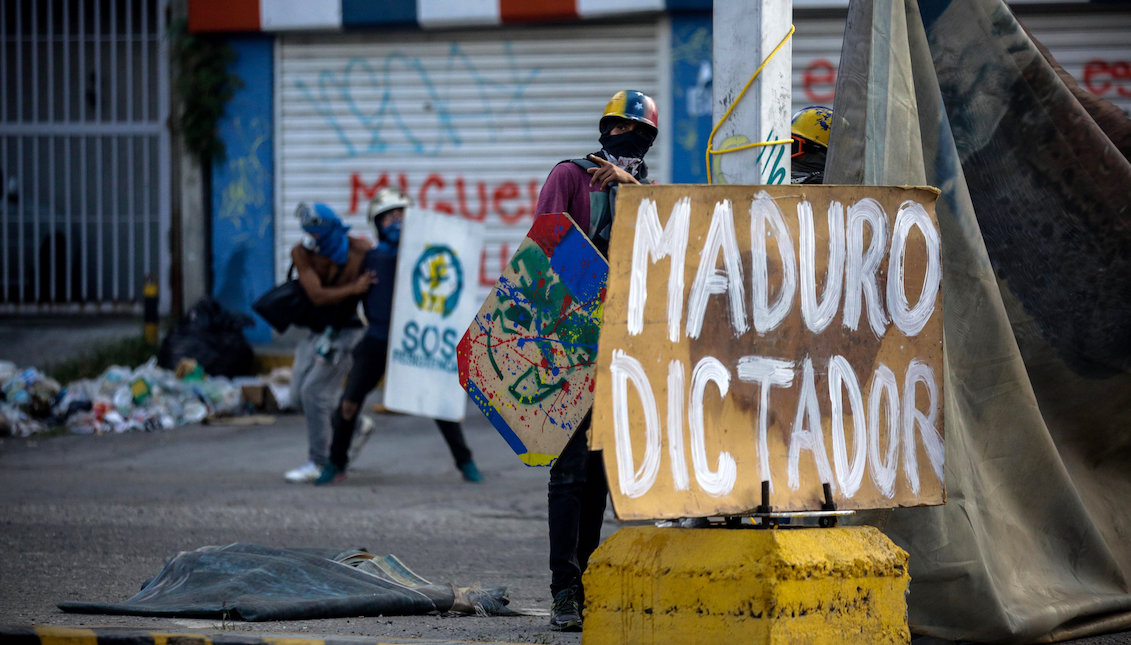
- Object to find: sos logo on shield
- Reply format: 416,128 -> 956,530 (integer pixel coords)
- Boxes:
412,245 -> 463,317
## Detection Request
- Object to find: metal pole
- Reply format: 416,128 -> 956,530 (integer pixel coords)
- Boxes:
95,0 -> 104,301
157,0 -> 171,316
712,0 -> 792,185
79,0 -> 89,301
31,0 -> 40,302
144,273 -> 159,345
127,1 -> 136,300
1,3 -> 8,303
64,2 -> 72,301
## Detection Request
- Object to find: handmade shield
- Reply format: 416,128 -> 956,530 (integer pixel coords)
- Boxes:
384,208 -> 483,422
458,212 -> 606,466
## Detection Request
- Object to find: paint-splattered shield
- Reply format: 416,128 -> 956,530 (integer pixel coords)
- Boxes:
457,212 -> 607,467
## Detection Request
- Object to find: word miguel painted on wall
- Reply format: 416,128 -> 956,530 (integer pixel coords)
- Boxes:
592,185 -> 945,519
349,172 -> 541,286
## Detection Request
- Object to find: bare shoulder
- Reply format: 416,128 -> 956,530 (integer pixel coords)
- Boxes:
349,235 -> 375,252
291,244 -> 312,267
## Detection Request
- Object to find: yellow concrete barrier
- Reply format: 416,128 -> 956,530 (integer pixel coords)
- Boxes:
582,525 -> 909,644
34,626 -> 99,645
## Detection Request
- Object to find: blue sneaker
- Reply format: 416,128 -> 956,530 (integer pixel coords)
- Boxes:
314,463 -> 346,486
459,460 -> 483,483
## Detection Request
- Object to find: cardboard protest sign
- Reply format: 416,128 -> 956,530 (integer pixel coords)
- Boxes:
592,185 -> 944,519
458,212 -> 606,466
384,208 -> 483,422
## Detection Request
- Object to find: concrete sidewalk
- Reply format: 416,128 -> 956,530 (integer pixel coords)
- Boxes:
0,312 -> 302,374
0,315 -> 143,371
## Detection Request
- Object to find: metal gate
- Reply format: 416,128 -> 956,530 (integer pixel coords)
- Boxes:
0,0 -> 170,313
275,20 -> 666,299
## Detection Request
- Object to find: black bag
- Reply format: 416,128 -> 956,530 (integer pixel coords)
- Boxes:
157,297 -> 255,377
252,265 -> 361,334
252,279 -> 312,334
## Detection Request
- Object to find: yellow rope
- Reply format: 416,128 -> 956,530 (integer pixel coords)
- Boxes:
705,24 -> 796,184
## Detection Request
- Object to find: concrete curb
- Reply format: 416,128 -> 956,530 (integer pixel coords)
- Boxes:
1,625 -> 539,645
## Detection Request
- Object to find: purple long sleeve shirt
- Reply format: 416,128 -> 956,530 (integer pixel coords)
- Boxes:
535,161 -> 608,236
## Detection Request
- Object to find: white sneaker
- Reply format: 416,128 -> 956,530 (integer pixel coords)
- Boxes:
284,461 -> 321,483
358,414 -> 375,437
349,415 -> 376,461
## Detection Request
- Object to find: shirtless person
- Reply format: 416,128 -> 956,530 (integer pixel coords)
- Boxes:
283,202 -> 376,483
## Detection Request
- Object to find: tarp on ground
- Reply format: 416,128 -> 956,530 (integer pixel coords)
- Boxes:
828,1 -> 1131,642
58,543 -> 515,621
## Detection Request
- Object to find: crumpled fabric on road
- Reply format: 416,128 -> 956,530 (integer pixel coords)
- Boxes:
57,542 -> 517,621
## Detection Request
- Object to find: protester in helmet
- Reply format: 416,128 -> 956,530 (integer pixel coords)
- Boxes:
791,105 -> 833,184
537,89 -> 658,255
314,188 -> 483,486
284,203 -> 376,483
535,89 -> 658,632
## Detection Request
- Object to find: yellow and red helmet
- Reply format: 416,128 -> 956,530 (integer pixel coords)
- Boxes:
600,90 -> 659,142
790,105 -> 833,158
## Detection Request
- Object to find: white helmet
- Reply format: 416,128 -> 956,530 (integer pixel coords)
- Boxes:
367,187 -> 412,225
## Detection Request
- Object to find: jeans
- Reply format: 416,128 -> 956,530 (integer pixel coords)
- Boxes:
328,335 -> 472,470
548,413 -> 608,598
290,327 -> 363,466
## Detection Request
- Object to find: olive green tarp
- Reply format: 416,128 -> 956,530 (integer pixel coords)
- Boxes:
828,1 -> 1131,642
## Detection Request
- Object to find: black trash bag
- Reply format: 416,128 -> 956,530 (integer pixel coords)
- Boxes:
157,297 -> 254,377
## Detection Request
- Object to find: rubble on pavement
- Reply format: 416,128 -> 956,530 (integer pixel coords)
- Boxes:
0,358 -> 295,438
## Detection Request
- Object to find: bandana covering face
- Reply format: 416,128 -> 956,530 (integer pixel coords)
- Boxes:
378,220 -> 402,251
298,202 -> 351,266
598,130 -> 652,180
600,130 -> 651,159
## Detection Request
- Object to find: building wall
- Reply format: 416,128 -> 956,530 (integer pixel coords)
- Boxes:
201,3 -> 1131,340
210,37 -> 275,343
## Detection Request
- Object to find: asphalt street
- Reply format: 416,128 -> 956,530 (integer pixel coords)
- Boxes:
0,409 -> 593,644
3,408 -> 1130,644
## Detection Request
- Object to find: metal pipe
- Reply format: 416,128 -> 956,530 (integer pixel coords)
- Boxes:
142,0 -> 151,280
2,3 -> 9,302
17,137 -> 24,302
31,0 -> 40,302
110,0 -> 117,122
79,2 -> 88,300
157,0 -> 171,315
126,1 -> 133,123
81,136 -> 88,300
95,2 -> 103,300
63,0 -> 72,299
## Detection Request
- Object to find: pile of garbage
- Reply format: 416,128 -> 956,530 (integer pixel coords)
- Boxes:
0,357 -> 265,438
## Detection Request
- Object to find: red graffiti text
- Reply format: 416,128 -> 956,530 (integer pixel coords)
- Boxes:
350,172 -> 541,225
350,172 -> 540,287
802,58 -> 837,103
1084,59 -> 1131,98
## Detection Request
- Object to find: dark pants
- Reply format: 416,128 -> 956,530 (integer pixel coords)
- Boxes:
548,413 -> 608,599
328,335 -> 472,470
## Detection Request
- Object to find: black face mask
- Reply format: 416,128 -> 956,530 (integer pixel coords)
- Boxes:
599,130 -> 652,160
